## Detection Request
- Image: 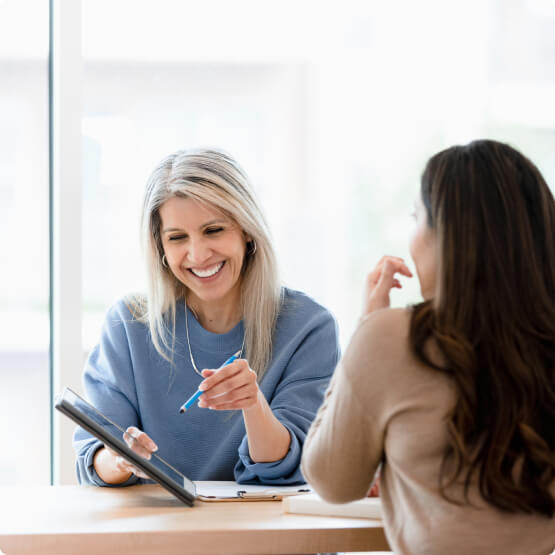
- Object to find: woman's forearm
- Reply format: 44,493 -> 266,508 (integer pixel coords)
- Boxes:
93,447 -> 132,484
242,391 -> 291,462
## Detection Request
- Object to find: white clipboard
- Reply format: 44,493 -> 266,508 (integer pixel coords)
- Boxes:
195,481 -> 311,502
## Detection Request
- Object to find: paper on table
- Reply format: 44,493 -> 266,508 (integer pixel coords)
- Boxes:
282,492 -> 382,519
195,481 -> 311,499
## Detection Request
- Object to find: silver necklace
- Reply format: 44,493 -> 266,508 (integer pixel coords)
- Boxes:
184,303 -> 245,376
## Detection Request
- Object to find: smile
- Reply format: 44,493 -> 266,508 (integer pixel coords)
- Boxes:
189,261 -> 225,278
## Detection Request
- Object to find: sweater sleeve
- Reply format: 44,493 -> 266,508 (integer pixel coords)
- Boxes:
73,302 -> 142,487
301,310 -> 400,502
234,307 -> 340,485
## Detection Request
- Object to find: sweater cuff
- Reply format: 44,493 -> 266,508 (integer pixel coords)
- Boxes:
235,426 -> 305,485
84,441 -> 139,487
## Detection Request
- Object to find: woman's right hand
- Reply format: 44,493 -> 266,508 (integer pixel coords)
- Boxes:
361,255 -> 413,318
93,426 -> 158,483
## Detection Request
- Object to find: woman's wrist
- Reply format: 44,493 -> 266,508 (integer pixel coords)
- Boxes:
242,392 -> 291,462
241,389 -> 264,415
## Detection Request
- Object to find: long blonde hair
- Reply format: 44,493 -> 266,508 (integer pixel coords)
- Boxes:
135,148 -> 282,378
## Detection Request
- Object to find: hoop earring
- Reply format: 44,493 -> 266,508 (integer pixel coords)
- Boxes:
162,254 -> 168,268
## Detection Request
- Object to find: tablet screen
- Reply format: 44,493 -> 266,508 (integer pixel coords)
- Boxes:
55,387 -> 196,506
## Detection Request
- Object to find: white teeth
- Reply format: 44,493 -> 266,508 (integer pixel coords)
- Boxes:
190,262 -> 224,278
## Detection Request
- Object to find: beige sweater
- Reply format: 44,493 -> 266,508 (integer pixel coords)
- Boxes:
301,308 -> 555,555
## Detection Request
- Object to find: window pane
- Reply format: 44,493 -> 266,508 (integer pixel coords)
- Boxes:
81,2 -> 311,348
0,0 -> 50,484
82,0 -> 555,353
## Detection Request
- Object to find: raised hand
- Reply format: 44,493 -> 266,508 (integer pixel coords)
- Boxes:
362,255 -> 413,317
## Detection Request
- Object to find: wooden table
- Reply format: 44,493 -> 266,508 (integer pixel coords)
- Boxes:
0,484 -> 388,554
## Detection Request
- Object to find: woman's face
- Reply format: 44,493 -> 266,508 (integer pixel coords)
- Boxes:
159,196 -> 248,309
409,195 -> 437,300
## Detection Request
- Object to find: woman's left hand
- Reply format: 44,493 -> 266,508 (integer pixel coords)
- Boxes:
197,359 -> 260,411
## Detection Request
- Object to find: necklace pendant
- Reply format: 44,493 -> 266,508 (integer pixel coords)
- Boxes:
184,302 -> 245,377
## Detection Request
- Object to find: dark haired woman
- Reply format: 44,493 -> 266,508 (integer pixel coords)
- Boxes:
301,140 -> 555,554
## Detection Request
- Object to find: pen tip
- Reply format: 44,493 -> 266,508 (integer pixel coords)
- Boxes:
179,408 -> 185,414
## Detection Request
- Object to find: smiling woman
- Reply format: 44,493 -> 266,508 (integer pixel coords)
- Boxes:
73,148 -> 340,487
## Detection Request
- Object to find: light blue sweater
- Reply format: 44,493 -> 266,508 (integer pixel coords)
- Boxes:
74,288 -> 340,486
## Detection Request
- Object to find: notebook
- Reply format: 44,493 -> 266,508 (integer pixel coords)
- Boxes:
282,492 -> 382,519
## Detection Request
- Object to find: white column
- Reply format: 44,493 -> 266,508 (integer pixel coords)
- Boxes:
51,0 -> 83,485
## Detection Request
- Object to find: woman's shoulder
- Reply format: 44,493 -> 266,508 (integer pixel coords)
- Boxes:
358,307 -> 446,369
358,306 -> 412,339
273,288 -> 340,367
342,307 -> 412,376
121,293 -> 148,321
103,294 -> 149,329
279,287 -> 337,325
344,307 -> 448,390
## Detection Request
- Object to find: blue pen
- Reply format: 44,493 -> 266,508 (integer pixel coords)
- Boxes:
179,350 -> 242,414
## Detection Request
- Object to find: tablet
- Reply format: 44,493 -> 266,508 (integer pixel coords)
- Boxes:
55,387 -> 196,506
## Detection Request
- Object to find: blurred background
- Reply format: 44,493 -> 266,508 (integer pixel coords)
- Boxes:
1,0 -> 555,484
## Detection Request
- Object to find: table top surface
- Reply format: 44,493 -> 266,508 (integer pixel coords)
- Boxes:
0,484 -> 389,555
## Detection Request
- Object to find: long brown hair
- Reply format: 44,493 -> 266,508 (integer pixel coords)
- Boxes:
409,140 -> 555,516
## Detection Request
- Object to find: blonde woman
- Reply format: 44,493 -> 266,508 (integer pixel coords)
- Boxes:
74,148 -> 339,485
